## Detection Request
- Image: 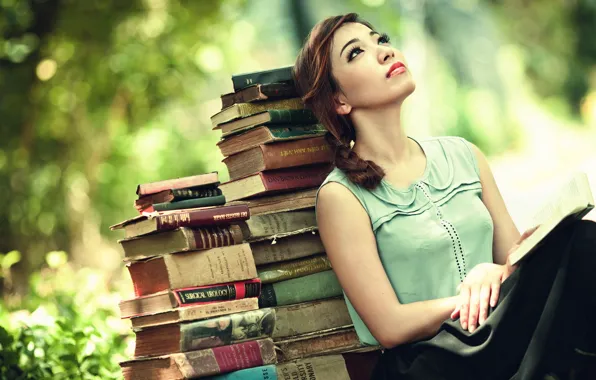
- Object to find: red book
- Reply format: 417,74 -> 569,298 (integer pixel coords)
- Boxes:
136,172 -> 219,196
110,204 -> 250,239
219,164 -> 332,202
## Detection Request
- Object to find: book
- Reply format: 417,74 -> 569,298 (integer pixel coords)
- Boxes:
120,338 -> 277,379
110,204 -> 250,239
232,66 -> 293,91
218,110 -> 318,138
217,124 -> 327,157
153,195 -> 226,212
127,244 -> 257,296
130,299 -> 260,329
120,279 -> 261,319
509,172 -> 595,265
272,299 -> 352,340
223,137 -> 333,180
119,225 -> 243,260
228,189 -> 316,217
134,308 -> 276,357
135,187 -> 222,213
257,255 -> 332,284
251,232 -> 324,266
208,365 -> 278,380
221,82 -> 298,109
211,98 -> 304,127
274,328 -> 362,362
219,165 -> 332,202
276,355 -> 351,380
137,172 -> 219,196
258,270 -> 342,308
240,210 -> 317,242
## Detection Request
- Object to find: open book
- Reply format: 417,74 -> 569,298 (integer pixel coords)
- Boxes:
508,172 -> 595,265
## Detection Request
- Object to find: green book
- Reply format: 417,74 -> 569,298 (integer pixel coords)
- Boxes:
257,255 -> 332,284
232,65 -> 293,91
152,195 -> 226,211
205,365 -> 277,380
258,270 -> 342,308
219,109 -> 318,137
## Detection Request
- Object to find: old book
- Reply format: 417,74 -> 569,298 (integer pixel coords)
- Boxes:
208,365 -> 277,380
221,82 -> 298,108
120,338 -> 277,379
119,225 -> 243,260
251,232 -> 324,265
130,299 -> 259,329
275,328 -> 362,362
120,279 -> 261,319
153,195 -> 226,212
258,270 -> 342,308
217,124 -> 327,157
217,109 -> 317,137
219,165 -> 331,202
134,308 -> 276,357
135,186 -> 222,213
228,188 -> 316,217
232,65 -> 293,91
509,172 -> 595,265
211,98 -> 304,127
240,210 -> 317,242
128,244 -> 257,296
276,355 -> 351,380
224,137 -> 333,180
273,298 -> 352,340
110,204 -> 249,239
257,255 -> 331,284
137,172 -> 219,196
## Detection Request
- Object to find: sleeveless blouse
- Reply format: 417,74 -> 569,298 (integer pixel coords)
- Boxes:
316,136 -> 495,346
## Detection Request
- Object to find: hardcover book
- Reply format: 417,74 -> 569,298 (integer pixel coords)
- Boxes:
120,338 -> 277,379
134,308 -> 276,357
228,188 -> 316,217
274,328 -> 362,362
211,98 -> 304,127
257,255 -> 332,284
120,279 -> 261,319
217,109 -> 318,137
240,209 -> 317,242
223,136 -> 333,180
219,164 -> 332,202
251,231 -> 324,265
275,355 -> 351,380
127,243 -> 257,296
119,225 -> 243,260
221,82 -> 298,108
137,172 -> 219,196
258,270 -> 342,308
153,195 -> 226,212
208,365 -> 278,380
217,124 -> 327,157
231,66 -> 293,91
135,186 -> 222,213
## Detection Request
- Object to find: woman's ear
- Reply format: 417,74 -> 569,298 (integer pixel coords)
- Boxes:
335,94 -> 352,115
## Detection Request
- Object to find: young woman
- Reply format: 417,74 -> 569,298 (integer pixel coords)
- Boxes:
293,13 -> 596,380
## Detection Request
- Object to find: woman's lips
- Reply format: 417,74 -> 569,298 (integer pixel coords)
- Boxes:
386,62 -> 407,78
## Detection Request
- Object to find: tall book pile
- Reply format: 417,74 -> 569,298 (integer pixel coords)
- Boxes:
112,66 -> 379,380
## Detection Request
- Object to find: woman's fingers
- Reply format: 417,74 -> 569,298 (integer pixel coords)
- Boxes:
490,281 -> 500,308
459,285 -> 470,330
478,284 -> 491,325
468,284 -> 481,332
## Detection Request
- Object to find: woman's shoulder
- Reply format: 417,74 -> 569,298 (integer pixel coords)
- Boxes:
419,135 -> 480,177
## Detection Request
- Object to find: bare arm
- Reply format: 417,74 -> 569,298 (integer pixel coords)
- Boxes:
317,182 -> 458,348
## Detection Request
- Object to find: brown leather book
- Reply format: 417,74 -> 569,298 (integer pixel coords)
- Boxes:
220,83 -> 298,109
127,243 -> 257,296
110,204 -> 249,239
120,338 -> 277,379
137,172 -> 218,196
211,98 -> 304,127
223,137 -> 333,181
228,188 -> 316,216
219,165 -> 332,202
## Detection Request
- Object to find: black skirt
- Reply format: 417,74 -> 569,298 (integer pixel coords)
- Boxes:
371,219 -> 596,380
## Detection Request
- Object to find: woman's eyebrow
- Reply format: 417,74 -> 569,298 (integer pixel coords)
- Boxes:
339,31 -> 380,57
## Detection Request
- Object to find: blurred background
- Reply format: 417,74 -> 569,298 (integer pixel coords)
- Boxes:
1,0 -> 595,378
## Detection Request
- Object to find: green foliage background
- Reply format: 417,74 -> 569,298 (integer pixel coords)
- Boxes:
1,0 -> 596,378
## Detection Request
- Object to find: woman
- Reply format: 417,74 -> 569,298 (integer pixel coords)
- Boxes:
293,13 -> 596,380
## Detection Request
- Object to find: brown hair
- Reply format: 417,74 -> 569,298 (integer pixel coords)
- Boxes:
293,13 -> 385,190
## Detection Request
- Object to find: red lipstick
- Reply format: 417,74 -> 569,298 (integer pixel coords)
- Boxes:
386,62 -> 406,78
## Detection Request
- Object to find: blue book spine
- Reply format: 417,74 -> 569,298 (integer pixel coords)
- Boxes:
207,365 -> 278,380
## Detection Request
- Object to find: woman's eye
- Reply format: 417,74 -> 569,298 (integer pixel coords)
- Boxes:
378,34 -> 391,44
348,47 -> 363,61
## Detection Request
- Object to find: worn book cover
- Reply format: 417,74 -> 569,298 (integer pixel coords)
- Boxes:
218,109 -> 317,137
274,328 -> 362,362
137,172 -> 219,196
228,188 -> 316,217
241,209 -> 317,242
135,186 -> 222,213
211,98 -> 304,127
221,82 -> 298,108
258,270 -> 342,308
231,65 -> 293,91
251,231 -> 324,265
276,355 -> 351,380
257,255 -> 331,284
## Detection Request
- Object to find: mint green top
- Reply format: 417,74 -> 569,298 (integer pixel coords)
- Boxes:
316,136 -> 494,346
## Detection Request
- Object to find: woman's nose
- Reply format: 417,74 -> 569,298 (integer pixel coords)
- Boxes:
378,46 -> 395,63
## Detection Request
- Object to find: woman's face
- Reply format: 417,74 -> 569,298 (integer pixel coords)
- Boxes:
330,22 -> 416,113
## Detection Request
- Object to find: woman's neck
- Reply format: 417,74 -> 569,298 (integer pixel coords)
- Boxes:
350,103 -> 413,168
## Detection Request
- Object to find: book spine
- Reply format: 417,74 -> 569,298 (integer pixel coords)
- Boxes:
272,299 -> 352,340
251,234 -> 325,266
276,356 -> 350,380
259,83 -> 298,98
232,67 -> 293,91
137,172 -> 218,195
275,329 -> 361,362
260,165 -> 332,193
260,137 -> 332,170
267,109 -> 317,125
268,124 -> 326,139
155,204 -> 249,230
179,308 -> 276,352
173,278 -> 261,306
257,255 -> 332,284
173,338 -> 277,377
208,365 -> 278,380
246,210 -> 317,240
186,224 -> 243,251
258,271 -> 342,308
171,187 -> 222,200
153,195 -> 226,211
